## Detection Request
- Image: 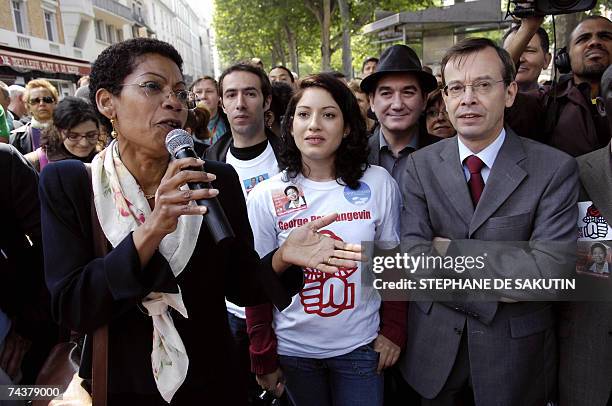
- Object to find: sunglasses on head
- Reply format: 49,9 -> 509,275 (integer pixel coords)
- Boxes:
29,96 -> 55,105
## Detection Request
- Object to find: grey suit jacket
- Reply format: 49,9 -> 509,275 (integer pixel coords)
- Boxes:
398,130 -> 578,405
558,145 -> 612,406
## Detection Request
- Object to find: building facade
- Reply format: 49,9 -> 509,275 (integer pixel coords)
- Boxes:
0,0 -> 214,94
144,0 -> 214,84
361,0 -> 508,76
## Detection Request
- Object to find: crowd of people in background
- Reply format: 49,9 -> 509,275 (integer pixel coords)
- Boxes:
1,9 -> 612,406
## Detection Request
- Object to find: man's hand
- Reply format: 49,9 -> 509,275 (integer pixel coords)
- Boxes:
513,0 -> 542,26
519,15 -> 545,32
256,368 -> 285,398
373,334 -> 401,374
0,329 -> 31,380
505,2 -> 545,65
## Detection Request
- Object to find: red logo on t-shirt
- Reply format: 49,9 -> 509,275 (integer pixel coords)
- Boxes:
580,204 -> 609,240
300,230 -> 356,317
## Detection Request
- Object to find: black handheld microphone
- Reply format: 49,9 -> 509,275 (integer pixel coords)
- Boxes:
165,129 -> 235,244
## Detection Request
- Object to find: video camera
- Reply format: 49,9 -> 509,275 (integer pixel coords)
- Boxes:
511,0 -> 597,17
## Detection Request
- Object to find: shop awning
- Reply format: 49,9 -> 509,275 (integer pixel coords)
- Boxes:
0,46 -> 91,76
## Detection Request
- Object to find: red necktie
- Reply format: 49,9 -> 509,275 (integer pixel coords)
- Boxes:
464,155 -> 485,206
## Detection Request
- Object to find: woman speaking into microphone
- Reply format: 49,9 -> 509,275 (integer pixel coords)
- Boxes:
39,38 -> 361,405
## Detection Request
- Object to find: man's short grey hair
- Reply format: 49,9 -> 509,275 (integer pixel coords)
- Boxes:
8,85 -> 25,98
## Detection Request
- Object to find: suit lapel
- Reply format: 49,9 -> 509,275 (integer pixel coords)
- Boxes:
469,131 -> 527,236
580,146 -> 612,224
434,138 -> 474,227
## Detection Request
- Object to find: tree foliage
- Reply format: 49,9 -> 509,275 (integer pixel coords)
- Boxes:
214,0 -> 438,76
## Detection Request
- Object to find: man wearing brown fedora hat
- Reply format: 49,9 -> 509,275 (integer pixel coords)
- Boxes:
362,44 -> 439,188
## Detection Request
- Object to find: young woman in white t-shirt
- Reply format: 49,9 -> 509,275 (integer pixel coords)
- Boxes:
246,73 -> 405,406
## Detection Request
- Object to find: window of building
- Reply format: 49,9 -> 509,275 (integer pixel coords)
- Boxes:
11,0 -> 27,34
95,20 -> 104,41
44,11 -> 58,42
116,28 -> 123,42
106,24 -> 115,43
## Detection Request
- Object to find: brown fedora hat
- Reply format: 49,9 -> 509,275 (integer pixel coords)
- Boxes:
360,44 -> 437,94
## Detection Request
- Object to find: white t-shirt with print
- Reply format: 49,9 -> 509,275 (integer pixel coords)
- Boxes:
225,141 -> 280,319
226,142 -> 279,199
246,165 -> 400,358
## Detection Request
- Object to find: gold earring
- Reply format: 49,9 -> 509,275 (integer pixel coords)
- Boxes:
110,118 -> 118,138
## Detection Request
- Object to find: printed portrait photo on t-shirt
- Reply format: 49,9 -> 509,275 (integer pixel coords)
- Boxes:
273,185 -> 308,216
577,202 -> 612,278
242,172 -> 270,195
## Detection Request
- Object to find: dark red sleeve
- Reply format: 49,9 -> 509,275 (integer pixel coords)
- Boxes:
379,300 -> 407,350
246,302 -> 279,375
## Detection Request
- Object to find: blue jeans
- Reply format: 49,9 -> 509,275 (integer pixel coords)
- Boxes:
278,344 -> 383,406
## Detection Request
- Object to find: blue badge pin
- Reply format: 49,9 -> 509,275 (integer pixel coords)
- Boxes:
344,181 -> 371,205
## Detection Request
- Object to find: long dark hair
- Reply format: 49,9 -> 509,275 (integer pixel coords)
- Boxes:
279,73 -> 369,189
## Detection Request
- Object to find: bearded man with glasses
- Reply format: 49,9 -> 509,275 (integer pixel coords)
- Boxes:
10,79 -> 58,155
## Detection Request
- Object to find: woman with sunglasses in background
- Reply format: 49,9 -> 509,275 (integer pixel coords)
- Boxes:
9,79 -> 58,155
25,97 -> 103,172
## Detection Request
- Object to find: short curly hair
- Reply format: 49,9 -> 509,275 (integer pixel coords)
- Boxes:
88,38 -> 183,132
279,73 -> 369,190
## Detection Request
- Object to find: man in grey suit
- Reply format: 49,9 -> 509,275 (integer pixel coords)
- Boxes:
398,38 -> 578,405
558,65 -> 612,406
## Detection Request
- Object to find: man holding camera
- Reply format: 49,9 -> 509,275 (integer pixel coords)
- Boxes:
502,24 -> 551,93
505,13 -> 612,156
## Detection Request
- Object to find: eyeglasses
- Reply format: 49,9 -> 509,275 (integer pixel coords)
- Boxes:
29,96 -> 55,105
63,130 -> 99,141
443,80 -> 506,98
119,81 -> 196,109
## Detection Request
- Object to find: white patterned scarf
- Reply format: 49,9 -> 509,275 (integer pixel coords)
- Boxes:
91,140 -> 202,403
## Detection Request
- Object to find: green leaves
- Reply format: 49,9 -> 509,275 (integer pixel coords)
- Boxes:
214,0 -> 438,76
